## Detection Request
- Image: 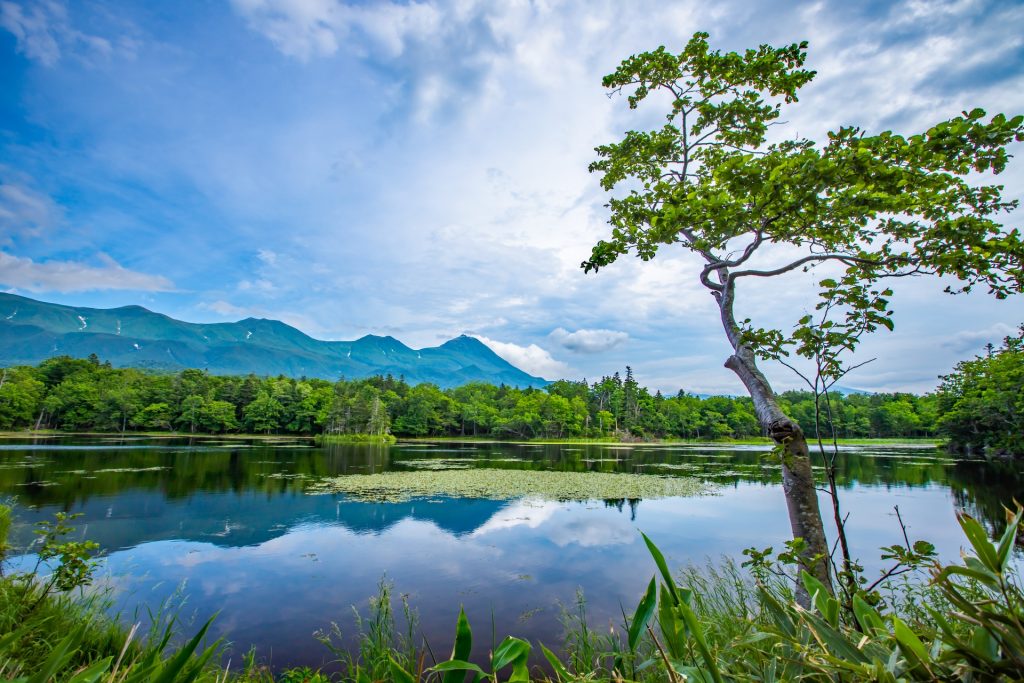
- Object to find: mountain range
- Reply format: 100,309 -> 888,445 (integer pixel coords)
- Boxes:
0,293 -> 548,388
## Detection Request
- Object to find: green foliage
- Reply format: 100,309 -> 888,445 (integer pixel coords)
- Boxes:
31,512 -> 100,593
0,358 -> 943,441
585,34 -> 1023,360
316,433 -> 397,445
0,503 -> 10,564
427,609 -> 532,683
0,507 -> 244,682
625,510 -> 1024,682
937,327 -> 1024,457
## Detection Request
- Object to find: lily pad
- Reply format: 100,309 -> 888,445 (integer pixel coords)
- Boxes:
306,468 -> 715,502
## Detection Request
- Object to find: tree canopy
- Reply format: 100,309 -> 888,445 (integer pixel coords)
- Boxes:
583,31 -> 1024,594
937,328 -> 1024,458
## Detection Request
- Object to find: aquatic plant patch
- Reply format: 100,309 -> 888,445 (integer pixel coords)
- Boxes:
92,466 -> 170,473
398,459 -> 475,470
305,468 -> 716,502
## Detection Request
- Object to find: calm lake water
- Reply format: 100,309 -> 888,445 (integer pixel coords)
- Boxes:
1,436 -> 1021,672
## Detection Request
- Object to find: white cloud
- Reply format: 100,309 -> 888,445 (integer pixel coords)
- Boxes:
0,179 -> 60,241
0,251 -> 173,293
550,327 -> 629,354
229,0 -> 441,61
4,0 -> 1023,394
198,299 -> 248,317
238,278 -> 276,293
941,323 -> 1020,354
473,335 -> 571,379
0,0 -> 115,66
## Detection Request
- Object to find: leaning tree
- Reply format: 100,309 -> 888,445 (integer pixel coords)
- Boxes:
584,33 -> 1024,591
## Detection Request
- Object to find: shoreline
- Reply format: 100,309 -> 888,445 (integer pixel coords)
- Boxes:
0,430 -> 944,447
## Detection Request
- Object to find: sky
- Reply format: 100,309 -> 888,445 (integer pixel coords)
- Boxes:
1,0 -> 1022,394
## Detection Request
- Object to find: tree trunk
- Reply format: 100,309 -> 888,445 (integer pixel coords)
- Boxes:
717,282 -> 833,601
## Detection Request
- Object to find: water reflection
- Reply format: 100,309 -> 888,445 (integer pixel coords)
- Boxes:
0,436 -> 1020,672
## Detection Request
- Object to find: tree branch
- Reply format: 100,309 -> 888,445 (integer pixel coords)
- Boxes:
729,253 -> 882,281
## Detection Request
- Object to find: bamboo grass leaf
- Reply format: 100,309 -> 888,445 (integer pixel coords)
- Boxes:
443,607 -> 473,683
432,660 -> 488,677
994,506 -> 1022,571
957,513 -> 1000,572
491,636 -> 530,672
641,533 -> 680,605
539,644 -> 571,682
628,577 -> 657,652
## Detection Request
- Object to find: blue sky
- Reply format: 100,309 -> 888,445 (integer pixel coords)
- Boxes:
1,0 -> 1022,393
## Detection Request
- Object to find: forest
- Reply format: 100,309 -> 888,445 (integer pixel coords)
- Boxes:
0,354 -> 941,440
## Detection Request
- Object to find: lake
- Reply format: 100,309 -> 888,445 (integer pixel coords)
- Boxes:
1,436 -> 1020,672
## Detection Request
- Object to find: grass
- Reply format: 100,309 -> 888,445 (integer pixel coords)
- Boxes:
0,430 -> 315,442
400,435 -> 943,446
316,434 -> 397,445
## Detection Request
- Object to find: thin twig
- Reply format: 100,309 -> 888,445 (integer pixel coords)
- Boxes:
646,625 -> 681,683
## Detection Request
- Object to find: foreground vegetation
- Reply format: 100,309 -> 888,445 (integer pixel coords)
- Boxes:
2,500 -> 1022,681
1,356 -> 942,442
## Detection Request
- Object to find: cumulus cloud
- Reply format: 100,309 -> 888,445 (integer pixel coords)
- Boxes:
550,327 -> 629,354
3,0 -> 1022,394
473,335 -> 571,379
0,251 -> 174,293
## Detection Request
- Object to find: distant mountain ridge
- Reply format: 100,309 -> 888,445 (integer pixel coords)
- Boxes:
0,293 -> 548,388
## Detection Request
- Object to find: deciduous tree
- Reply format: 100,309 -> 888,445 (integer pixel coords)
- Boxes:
584,33 -> 1024,591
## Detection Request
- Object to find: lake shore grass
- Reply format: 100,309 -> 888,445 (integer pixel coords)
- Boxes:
0,429 -> 315,441
397,435 -> 944,446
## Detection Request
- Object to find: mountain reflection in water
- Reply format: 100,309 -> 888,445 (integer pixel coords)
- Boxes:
1,436 -> 1019,672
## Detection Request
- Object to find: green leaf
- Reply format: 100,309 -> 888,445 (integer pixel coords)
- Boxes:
432,660 -> 488,677
25,627 -> 83,683
892,617 -> 930,668
800,610 -> 871,665
956,512 -> 1000,572
148,616 -> 220,683
491,636 -> 530,672
995,506 -> 1022,571
641,532 -> 680,605
539,643 -> 572,683
67,657 -> 113,683
390,657 -> 416,683
657,584 -> 685,658
799,570 -> 838,627
444,607 -> 473,683
674,598 -> 725,683
628,576 -> 657,651
852,594 -> 885,635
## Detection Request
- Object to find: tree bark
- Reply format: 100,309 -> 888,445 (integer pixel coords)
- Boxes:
717,280 -> 833,601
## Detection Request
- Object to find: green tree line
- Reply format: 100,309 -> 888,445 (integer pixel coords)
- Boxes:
936,329 -> 1024,457
0,355 -> 940,440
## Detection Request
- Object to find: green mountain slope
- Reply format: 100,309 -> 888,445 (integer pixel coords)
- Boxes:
0,293 -> 548,388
